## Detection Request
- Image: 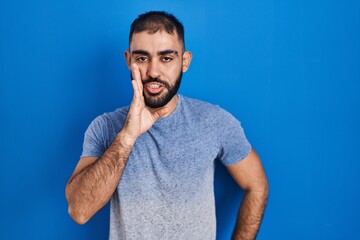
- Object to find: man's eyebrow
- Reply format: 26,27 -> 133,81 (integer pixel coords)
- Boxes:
131,50 -> 149,56
131,49 -> 179,56
158,50 -> 179,56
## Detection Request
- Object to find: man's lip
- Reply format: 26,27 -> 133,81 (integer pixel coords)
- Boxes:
144,82 -> 164,94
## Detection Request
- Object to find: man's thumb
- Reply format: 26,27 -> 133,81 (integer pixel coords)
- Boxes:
153,107 -> 169,120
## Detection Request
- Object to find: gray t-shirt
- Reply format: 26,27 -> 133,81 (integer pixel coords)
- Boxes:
81,95 -> 251,240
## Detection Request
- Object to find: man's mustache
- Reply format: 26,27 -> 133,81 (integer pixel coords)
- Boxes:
142,78 -> 170,89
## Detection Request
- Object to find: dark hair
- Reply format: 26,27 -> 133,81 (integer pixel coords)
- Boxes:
129,11 -> 185,49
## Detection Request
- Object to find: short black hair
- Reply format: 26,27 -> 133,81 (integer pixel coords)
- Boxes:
129,11 -> 185,49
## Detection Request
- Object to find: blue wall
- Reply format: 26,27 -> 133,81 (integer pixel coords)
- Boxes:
1,0 -> 359,239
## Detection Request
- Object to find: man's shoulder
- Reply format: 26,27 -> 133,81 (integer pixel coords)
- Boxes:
179,95 -> 242,129
88,106 -> 129,132
181,95 -> 220,111
180,95 -> 230,117
102,106 -> 129,121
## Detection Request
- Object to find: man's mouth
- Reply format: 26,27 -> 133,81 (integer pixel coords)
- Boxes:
145,82 -> 164,94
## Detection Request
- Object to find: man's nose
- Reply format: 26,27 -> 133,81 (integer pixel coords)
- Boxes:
146,60 -> 161,79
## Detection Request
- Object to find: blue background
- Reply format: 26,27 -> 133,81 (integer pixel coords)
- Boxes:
1,0 -> 359,239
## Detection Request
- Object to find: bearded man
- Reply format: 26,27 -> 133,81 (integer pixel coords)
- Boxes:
65,11 -> 268,240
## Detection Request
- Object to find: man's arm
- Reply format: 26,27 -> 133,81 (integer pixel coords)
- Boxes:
65,133 -> 135,224
227,149 -> 269,240
65,64 -> 169,224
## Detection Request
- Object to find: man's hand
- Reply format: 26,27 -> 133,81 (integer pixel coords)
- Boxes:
122,63 -> 169,141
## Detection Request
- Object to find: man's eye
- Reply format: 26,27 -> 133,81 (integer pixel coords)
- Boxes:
162,57 -> 172,62
136,56 -> 148,62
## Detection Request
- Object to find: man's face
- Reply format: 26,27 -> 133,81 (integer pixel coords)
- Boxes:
125,31 -> 191,109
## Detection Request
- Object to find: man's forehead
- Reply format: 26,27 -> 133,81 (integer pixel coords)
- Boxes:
129,30 -> 183,51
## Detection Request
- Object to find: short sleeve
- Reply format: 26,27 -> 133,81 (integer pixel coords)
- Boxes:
81,115 -> 111,158
216,108 -> 252,166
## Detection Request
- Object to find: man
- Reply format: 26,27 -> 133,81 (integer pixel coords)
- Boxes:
65,11 -> 268,240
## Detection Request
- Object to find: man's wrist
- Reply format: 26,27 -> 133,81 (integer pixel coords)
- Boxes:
117,130 -> 137,147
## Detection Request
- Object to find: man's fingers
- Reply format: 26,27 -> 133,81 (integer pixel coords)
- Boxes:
131,63 -> 143,102
131,63 -> 143,91
152,107 -> 169,120
131,80 -> 140,101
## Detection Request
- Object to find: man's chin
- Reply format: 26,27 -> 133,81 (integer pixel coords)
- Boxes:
144,93 -> 174,109
144,97 -> 166,109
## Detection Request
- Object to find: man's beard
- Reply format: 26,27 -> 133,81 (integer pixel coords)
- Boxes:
140,71 -> 183,109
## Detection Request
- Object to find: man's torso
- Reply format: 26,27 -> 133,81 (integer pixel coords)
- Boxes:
81,95 -> 251,239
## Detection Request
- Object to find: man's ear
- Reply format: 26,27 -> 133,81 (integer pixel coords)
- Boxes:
182,51 -> 192,72
124,50 -> 131,70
